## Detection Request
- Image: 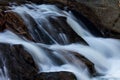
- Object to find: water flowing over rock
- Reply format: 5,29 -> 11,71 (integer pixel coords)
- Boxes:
43,0 -> 120,38
0,9 -> 33,41
0,0 -> 120,38
0,1 -> 120,80
0,44 -> 38,80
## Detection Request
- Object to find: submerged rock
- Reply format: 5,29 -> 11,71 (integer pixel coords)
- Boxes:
33,71 -> 77,80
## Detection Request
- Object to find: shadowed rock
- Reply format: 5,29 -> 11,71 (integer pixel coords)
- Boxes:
47,16 -> 88,45
0,44 -> 38,80
33,71 -> 77,80
55,50 -> 97,76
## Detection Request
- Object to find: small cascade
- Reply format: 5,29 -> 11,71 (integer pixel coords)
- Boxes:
0,58 -> 9,80
0,3 -> 120,80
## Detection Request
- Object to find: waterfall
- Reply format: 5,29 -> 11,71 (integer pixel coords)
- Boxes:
0,3 -> 120,80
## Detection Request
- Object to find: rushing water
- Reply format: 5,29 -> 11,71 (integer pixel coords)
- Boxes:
0,4 -> 120,80
0,58 -> 9,80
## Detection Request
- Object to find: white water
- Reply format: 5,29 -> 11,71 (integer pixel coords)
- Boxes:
0,66 -> 9,80
0,4 -> 120,80
0,58 -> 9,80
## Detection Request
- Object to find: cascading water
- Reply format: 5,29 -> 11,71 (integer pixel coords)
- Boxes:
0,3 -> 120,80
0,58 -> 9,80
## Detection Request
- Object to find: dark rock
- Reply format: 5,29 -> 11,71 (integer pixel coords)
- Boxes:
33,71 -> 77,80
0,43 -> 38,80
22,13 -> 55,44
72,0 -> 120,38
0,10 -> 33,41
71,52 -> 97,76
44,0 -> 120,38
21,13 -> 88,45
48,16 -> 88,45
55,50 -> 97,76
71,10 -> 103,37
26,0 -> 44,4
0,0 -> 26,6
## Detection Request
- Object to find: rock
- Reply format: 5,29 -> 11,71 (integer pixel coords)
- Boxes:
43,0 -> 120,38
48,16 -> 88,45
0,0 -> 120,38
71,10 -> 103,37
73,0 -> 120,38
0,9 -> 33,41
20,13 -> 88,45
1,0 -> 120,38
56,50 -> 97,76
85,1 -> 120,38
0,44 -> 38,80
42,46 -> 97,76
0,0 -> 26,6
22,13 -> 55,44
33,71 -> 77,80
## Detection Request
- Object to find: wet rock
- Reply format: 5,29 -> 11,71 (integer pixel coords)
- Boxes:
21,13 -> 88,45
0,44 -> 38,80
48,16 -> 88,45
55,50 -> 97,76
71,0 -> 120,38
33,71 -> 77,80
0,0 -> 26,6
0,10 -> 33,41
1,0 -> 119,38
88,6 -> 120,38
22,13 -> 55,44
71,52 -> 97,76
44,0 -> 120,38
71,10 -> 103,37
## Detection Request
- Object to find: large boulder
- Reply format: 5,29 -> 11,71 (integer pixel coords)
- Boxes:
76,0 -> 120,38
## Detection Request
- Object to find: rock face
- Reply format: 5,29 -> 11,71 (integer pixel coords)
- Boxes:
33,71 -> 77,80
0,9 -> 33,40
0,44 -> 38,80
76,0 -> 120,38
